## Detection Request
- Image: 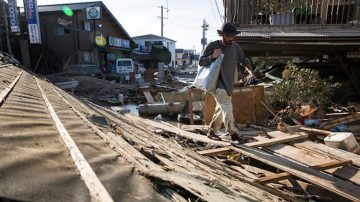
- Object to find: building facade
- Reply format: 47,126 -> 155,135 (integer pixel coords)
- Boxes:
25,1 -> 136,73
133,34 -> 176,68
175,49 -> 197,67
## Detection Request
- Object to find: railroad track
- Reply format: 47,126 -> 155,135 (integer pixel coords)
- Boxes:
0,65 -> 288,202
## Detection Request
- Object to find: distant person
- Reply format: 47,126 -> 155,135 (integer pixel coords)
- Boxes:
199,22 -> 252,143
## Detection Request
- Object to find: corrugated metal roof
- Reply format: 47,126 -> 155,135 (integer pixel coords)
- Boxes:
237,31 -> 360,38
38,1 -> 101,12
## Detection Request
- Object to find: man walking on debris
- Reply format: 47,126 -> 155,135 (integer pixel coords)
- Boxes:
199,22 -> 252,143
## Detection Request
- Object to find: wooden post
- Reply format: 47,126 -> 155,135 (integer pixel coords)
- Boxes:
188,89 -> 194,125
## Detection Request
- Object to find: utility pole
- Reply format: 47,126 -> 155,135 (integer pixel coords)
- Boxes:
201,19 -> 209,53
157,3 -> 169,37
2,0 -> 12,55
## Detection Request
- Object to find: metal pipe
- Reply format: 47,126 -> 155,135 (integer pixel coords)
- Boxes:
138,102 -> 185,116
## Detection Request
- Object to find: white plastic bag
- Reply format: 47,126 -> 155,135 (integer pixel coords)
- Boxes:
192,54 -> 224,93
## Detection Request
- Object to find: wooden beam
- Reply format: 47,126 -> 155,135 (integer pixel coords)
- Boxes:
140,118 -> 231,146
260,101 -> 294,133
143,90 -> 154,103
181,125 -> 209,132
35,77 -> 114,202
197,134 -> 307,156
323,113 -> 360,129
268,131 -> 360,167
198,147 -> 232,156
299,127 -> 332,136
258,160 -> 352,184
230,145 -> 360,201
245,134 -> 308,147
0,70 -> 23,106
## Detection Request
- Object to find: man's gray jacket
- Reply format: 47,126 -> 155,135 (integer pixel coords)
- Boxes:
199,40 -> 248,96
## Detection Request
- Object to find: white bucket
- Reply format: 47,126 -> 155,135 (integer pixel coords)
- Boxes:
324,132 -> 360,154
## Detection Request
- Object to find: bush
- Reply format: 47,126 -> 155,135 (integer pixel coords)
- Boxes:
266,63 -> 340,118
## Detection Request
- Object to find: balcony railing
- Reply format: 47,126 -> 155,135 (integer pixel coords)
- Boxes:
224,0 -> 360,28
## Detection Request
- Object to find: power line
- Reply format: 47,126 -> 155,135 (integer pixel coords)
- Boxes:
213,0 -> 224,23
167,20 -> 198,29
134,18 -> 159,34
208,0 -> 220,25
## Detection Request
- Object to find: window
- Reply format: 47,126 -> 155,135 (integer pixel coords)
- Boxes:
55,27 -> 71,35
83,21 -> 92,31
117,61 -> 132,66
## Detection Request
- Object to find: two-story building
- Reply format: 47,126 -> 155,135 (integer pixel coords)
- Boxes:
175,49 -> 197,67
24,1 -> 136,73
133,34 -> 176,68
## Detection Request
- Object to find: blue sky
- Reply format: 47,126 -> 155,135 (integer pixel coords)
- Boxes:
17,0 -> 225,53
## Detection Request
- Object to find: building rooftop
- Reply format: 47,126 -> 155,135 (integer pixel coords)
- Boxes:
133,34 -> 176,42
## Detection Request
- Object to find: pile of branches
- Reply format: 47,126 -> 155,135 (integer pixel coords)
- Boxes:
266,63 -> 340,119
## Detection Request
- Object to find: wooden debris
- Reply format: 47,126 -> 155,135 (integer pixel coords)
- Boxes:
260,101 -> 294,133
322,112 -> 360,129
299,127 -> 332,136
198,147 -> 232,156
268,131 -> 360,167
143,90 -> 155,103
0,71 -> 23,106
245,133 -> 308,147
181,125 -> 209,132
231,145 -> 360,201
257,160 -> 352,184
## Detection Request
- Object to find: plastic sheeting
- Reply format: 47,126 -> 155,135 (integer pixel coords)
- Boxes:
192,54 -> 224,93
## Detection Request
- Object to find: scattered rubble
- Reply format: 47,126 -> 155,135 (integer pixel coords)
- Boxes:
1,56 -> 360,201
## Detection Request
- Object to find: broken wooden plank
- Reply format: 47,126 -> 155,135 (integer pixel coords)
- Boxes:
198,147 -> 232,156
322,112 -> 360,129
268,131 -> 360,167
160,90 -> 204,103
0,70 -> 23,106
260,101 -> 294,133
143,90 -> 154,103
141,118 -> 231,146
197,134 -> 307,156
181,124 -> 209,132
299,127 -> 332,136
230,145 -> 360,201
257,160 -> 352,184
245,133 -> 308,147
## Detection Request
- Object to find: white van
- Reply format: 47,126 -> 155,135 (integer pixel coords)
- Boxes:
116,58 -> 134,74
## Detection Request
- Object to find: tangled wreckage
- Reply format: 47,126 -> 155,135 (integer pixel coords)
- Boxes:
1,48 -> 360,202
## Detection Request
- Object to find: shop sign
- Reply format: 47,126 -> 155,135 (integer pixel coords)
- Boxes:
108,36 -> 130,49
86,7 -> 101,20
57,18 -> 72,26
24,0 -> 41,44
8,0 -> 20,33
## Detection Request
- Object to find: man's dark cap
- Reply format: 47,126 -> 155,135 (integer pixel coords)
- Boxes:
217,22 -> 240,36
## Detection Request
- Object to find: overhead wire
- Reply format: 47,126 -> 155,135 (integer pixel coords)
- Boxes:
208,0 -> 221,26
213,0 -> 224,23
167,20 -> 217,31
133,18 -> 159,34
